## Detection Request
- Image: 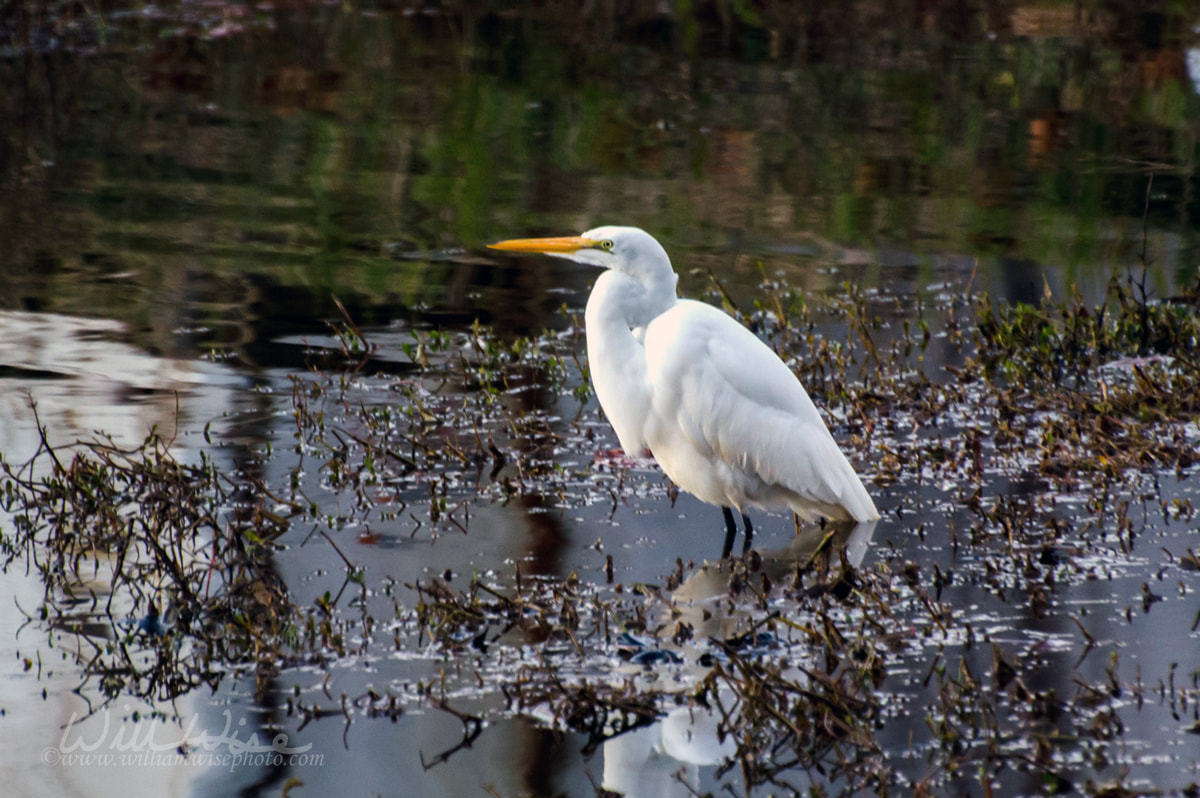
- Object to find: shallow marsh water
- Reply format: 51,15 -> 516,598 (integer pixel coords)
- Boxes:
2,3 -> 1200,796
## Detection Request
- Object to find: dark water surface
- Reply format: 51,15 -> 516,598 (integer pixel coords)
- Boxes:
2,2 -> 1200,796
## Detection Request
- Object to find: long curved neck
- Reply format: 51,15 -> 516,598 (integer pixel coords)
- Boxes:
584,270 -> 675,454
587,269 -> 677,330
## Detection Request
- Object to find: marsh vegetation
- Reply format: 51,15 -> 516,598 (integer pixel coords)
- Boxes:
4,270 -> 1198,795
4,2 -> 1200,795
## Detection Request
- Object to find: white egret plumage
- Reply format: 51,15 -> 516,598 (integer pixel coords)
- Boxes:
489,226 -> 880,556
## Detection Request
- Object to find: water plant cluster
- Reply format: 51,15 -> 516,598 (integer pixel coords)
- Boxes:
2,269 -> 1199,795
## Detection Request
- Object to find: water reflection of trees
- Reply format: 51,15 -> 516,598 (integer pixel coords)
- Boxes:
3,2 -> 1200,355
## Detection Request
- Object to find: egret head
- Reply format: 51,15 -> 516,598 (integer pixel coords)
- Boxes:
489,226 -> 679,326
489,226 -> 675,282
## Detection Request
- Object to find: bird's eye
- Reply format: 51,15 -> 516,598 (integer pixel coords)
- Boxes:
600,240 -> 614,250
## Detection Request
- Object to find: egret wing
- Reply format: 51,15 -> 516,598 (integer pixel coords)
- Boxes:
646,301 -> 877,521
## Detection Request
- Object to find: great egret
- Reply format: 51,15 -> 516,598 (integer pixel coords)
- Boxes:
489,227 -> 879,556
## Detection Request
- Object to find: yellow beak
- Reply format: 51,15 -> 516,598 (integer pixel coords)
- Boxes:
487,236 -> 599,254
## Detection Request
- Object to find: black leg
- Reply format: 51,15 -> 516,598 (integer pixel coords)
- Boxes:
721,506 -> 738,559
721,508 -> 755,558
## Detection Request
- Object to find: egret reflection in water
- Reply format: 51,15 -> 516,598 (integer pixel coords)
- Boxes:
601,520 -> 877,794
